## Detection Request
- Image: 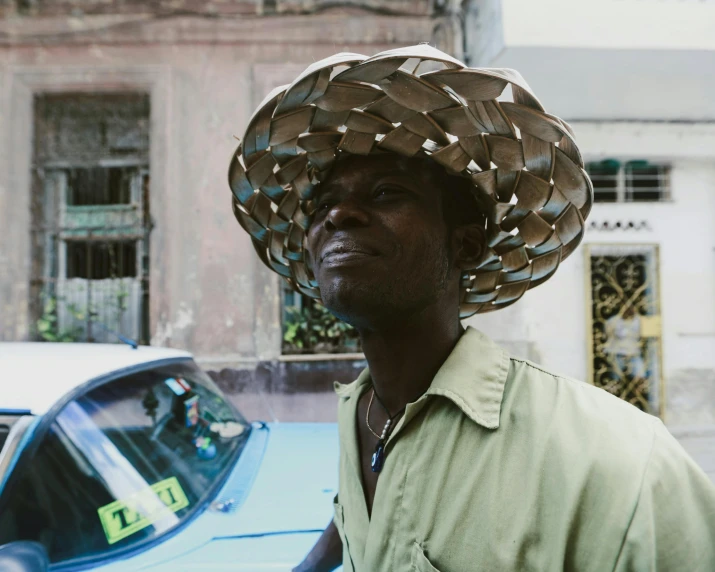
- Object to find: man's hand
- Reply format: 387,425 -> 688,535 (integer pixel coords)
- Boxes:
292,520 -> 342,572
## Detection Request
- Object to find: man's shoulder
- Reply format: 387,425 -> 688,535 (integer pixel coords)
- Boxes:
497,358 -> 715,569
507,355 -> 656,426
504,356 -> 660,471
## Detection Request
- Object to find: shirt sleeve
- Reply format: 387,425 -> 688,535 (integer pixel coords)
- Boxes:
613,419 -> 715,572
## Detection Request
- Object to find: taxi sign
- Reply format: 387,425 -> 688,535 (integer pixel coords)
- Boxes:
97,476 -> 189,545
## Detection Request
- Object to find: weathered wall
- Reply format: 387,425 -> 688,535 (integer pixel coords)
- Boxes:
0,4 -> 441,367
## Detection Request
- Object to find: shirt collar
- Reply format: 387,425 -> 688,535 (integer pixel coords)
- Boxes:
334,326 -> 510,430
424,326 -> 510,429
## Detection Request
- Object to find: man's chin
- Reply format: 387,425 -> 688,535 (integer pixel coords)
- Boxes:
319,281 -> 388,324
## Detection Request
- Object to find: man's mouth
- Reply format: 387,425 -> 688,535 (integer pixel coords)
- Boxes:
320,242 -> 378,264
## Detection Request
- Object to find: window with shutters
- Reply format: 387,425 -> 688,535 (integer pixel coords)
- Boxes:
29,93 -> 151,343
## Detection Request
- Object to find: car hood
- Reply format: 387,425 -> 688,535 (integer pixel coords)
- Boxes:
102,423 -> 339,572
216,422 -> 339,536
146,531 -> 327,571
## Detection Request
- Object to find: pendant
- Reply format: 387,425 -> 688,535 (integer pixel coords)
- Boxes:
371,440 -> 385,473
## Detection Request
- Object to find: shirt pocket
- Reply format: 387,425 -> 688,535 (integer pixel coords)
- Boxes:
333,498 -> 355,572
411,542 -> 443,572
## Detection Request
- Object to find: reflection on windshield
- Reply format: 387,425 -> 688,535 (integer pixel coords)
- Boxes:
0,360 -> 250,564
56,402 -> 181,543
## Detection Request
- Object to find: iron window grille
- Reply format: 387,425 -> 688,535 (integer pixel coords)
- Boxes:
586,160 -> 671,203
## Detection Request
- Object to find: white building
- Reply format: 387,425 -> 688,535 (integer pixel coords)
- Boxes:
464,0 -> 715,480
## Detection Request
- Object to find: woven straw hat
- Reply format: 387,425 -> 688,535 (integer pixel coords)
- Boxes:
228,44 -> 592,317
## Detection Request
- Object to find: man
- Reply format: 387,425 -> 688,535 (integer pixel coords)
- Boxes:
228,45 -> 715,571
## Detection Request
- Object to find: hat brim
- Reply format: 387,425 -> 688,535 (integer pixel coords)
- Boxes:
228,44 -> 593,317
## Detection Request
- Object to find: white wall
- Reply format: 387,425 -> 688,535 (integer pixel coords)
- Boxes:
500,0 -> 715,51
465,0 -> 715,121
492,47 -> 715,121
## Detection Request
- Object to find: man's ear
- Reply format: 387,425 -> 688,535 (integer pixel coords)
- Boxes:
452,223 -> 486,271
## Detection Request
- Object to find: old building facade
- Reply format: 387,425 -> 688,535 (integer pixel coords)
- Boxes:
0,0 -> 457,394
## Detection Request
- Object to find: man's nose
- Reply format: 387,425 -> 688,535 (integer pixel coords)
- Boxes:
323,199 -> 369,231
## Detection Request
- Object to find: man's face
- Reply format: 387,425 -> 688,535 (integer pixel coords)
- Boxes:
305,154 -> 458,328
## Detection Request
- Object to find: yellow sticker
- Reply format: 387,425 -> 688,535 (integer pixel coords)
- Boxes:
97,476 -> 190,545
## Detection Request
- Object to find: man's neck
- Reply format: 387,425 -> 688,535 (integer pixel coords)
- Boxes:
357,303 -> 463,414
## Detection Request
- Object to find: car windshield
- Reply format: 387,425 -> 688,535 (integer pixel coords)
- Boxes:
0,359 -> 250,565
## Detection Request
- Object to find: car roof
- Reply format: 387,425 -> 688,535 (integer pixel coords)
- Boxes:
0,343 -> 192,415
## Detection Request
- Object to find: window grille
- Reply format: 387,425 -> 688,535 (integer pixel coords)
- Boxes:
65,240 -> 138,279
66,167 -> 133,206
586,160 -> 670,203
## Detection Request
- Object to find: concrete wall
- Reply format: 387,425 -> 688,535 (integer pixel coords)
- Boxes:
0,3 -> 454,428
468,123 -> 715,381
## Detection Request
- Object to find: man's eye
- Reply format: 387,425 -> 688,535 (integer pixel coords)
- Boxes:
313,187 -> 337,213
374,186 -> 404,199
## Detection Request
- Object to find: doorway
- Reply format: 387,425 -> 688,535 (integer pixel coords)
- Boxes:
585,244 -> 664,416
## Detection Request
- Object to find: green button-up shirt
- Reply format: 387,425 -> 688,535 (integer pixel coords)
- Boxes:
333,327 -> 715,572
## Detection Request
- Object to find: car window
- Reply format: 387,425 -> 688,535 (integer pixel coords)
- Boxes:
0,359 -> 250,565
0,415 -> 28,451
0,424 -> 9,450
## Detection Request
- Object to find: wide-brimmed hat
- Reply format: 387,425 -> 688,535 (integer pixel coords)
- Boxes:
228,44 -> 592,317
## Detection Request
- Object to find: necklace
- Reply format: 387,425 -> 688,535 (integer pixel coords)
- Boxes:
365,388 -> 405,473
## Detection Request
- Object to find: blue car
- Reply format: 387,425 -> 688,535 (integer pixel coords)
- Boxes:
0,343 -> 337,571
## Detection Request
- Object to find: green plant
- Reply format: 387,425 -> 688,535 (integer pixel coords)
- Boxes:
116,287 -> 130,312
36,283 -> 134,343
36,296 -> 84,342
283,301 -> 360,354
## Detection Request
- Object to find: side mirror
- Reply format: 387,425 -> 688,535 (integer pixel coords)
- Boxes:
0,541 -> 49,572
